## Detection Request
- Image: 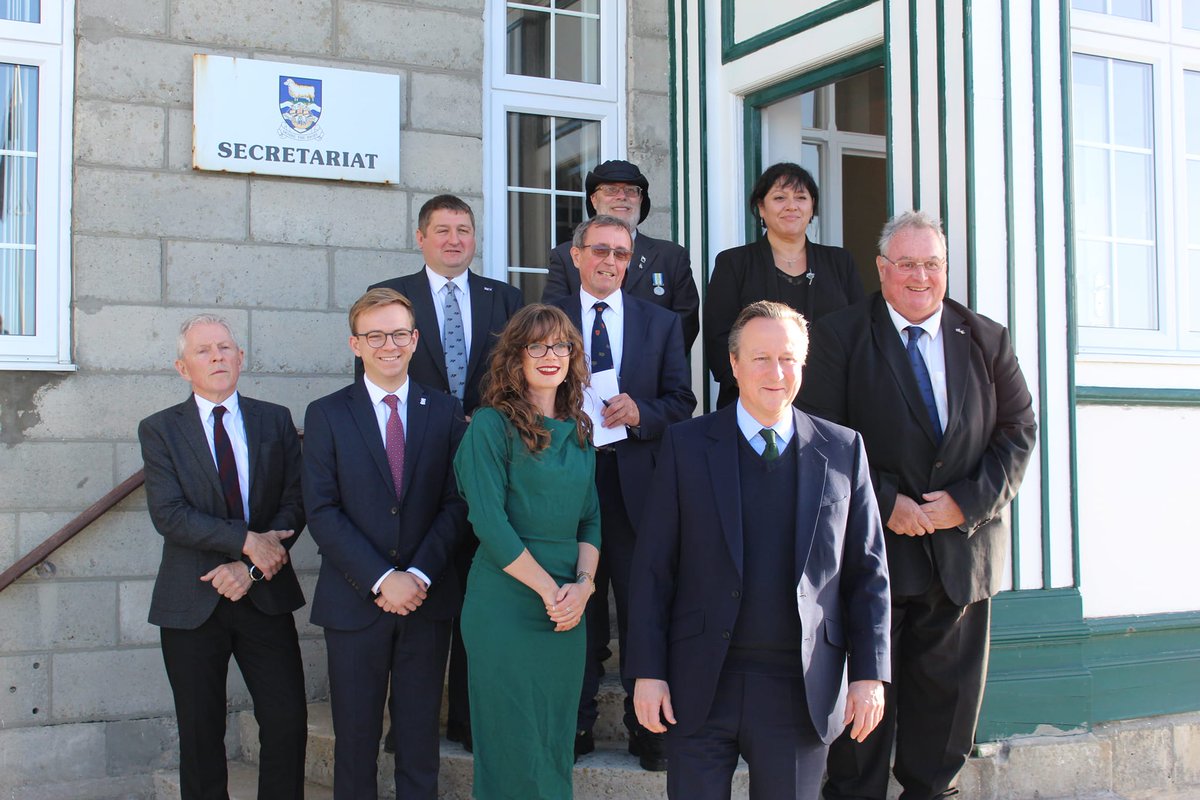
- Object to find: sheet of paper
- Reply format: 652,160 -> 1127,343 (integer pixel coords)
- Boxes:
583,369 -> 628,447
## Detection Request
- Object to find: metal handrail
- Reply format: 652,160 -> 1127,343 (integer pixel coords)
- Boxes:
0,469 -> 146,593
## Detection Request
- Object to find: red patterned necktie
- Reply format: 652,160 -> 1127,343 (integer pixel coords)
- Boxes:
383,394 -> 405,497
211,406 -> 245,520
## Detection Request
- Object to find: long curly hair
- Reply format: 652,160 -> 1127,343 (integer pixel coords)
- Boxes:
480,304 -> 592,453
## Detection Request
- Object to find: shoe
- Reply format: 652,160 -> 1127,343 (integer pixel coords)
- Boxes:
628,728 -> 667,772
574,729 -> 595,762
446,721 -> 473,753
382,724 -> 395,754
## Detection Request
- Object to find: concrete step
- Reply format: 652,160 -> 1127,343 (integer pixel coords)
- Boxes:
153,760 -> 332,800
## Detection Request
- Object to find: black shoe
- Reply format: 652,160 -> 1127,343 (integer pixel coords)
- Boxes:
574,729 -> 595,762
628,728 -> 667,772
382,724 -> 395,754
446,721 -> 473,753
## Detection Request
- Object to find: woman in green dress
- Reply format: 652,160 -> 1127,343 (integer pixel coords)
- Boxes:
454,304 -> 601,800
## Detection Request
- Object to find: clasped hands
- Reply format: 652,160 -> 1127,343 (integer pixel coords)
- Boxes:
200,529 -> 295,601
887,491 -> 965,536
375,570 -> 428,615
544,581 -> 592,632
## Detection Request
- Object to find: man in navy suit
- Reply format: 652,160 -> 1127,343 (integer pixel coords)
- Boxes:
542,159 -> 700,353
304,288 -> 469,799
798,211 -> 1036,800
549,214 -> 696,769
140,314 -> 307,800
626,301 -> 891,800
365,195 -> 522,750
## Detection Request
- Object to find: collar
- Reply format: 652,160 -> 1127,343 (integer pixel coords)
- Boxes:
581,288 -> 624,316
194,391 -> 241,420
734,400 -> 794,444
363,375 -> 410,407
885,301 -> 944,342
425,266 -> 470,296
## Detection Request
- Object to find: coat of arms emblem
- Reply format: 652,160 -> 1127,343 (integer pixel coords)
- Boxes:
279,76 -> 323,139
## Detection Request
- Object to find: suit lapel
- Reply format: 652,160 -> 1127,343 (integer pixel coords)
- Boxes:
790,409 -> 827,581
347,382 -> 395,496
624,235 -> 653,294
706,407 -> 744,578
409,273 -> 449,384
465,274 -> 494,388
400,384 -> 429,506
871,296 -> 941,446
241,397 -> 262,515
940,306 -> 970,442
176,397 -> 224,499
619,296 -> 647,390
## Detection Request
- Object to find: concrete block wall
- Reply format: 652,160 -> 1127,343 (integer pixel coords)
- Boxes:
0,0 -> 675,794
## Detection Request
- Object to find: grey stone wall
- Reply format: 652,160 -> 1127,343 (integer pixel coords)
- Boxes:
0,0 -> 675,794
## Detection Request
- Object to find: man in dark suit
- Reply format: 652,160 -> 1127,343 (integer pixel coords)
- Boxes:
139,314 -> 307,800
542,159 -> 700,353
548,214 -> 696,769
365,194 -> 522,750
626,300 -> 891,799
797,211 -> 1037,800
304,288 -> 469,799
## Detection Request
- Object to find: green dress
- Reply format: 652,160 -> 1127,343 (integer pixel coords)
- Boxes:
454,407 -> 601,800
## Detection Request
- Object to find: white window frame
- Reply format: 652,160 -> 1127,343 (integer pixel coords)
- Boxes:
1071,3 -> 1200,364
483,0 -> 627,286
0,2 -> 75,371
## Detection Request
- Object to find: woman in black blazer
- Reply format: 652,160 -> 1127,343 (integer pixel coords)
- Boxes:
705,162 -> 865,407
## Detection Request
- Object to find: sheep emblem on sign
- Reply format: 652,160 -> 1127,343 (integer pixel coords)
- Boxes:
278,75 -> 323,138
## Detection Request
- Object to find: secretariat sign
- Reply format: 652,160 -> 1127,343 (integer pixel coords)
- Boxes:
193,55 -> 400,184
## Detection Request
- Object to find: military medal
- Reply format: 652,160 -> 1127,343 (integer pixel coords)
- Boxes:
652,272 -> 666,296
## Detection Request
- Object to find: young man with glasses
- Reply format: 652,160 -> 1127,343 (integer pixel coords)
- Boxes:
548,215 -> 696,770
304,288 -> 470,799
543,159 -> 700,353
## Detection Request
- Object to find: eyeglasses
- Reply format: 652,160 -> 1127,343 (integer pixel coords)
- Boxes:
595,184 -> 643,199
582,244 -> 634,263
354,329 -> 414,348
525,341 -> 574,358
880,255 -> 947,274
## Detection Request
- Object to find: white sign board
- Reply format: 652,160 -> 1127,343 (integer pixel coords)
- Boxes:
193,55 -> 400,184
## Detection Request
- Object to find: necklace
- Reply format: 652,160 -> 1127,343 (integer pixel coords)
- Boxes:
773,248 -> 805,269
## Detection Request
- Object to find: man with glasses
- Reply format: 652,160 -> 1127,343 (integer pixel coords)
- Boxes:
364,194 -> 522,753
304,288 -> 469,799
797,211 -> 1037,800
549,215 -> 696,769
543,160 -> 700,353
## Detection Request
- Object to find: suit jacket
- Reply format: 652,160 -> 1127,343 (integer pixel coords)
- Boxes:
544,231 -> 700,352
140,394 -> 306,630
797,293 -> 1037,606
365,268 -> 524,415
550,293 -> 696,522
625,406 -> 891,744
302,379 -> 469,630
705,237 -> 865,407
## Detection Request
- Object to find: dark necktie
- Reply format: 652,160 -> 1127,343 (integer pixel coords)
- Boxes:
591,301 -> 613,372
760,427 -> 779,461
443,283 -> 467,400
211,406 -> 245,521
383,394 -> 405,498
904,326 -> 943,444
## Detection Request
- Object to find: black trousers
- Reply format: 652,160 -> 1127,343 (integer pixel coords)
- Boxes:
160,598 -> 307,800
579,450 -> 639,734
824,571 -> 991,800
667,670 -> 827,800
325,611 -> 451,800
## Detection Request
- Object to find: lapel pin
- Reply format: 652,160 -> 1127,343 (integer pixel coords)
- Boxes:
484,286 -> 493,292
955,326 -> 967,335
420,397 -> 427,405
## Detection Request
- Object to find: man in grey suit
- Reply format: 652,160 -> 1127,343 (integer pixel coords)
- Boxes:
139,314 -> 307,800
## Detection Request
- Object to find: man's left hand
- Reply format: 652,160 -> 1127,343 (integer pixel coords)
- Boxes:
843,679 -> 885,742
919,491 -> 966,529
601,393 -> 640,429
201,562 -> 253,602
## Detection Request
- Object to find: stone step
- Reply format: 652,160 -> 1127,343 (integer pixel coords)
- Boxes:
153,760 -> 332,800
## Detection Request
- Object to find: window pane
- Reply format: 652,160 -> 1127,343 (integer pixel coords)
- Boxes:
0,0 -> 38,23
556,0 -> 597,11
0,63 -> 37,338
507,8 -> 551,79
1071,0 -> 1105,11
1188,161 -> 1200,244
1113,151 -> 1153,240
1186,4 -> 1200,30
1072,54 -> 1109,144
508,112 -> 551,189
1112,60 -> 1152,149
1187,72 -> 1200,155
508,191 -> 551,303
1076,239 -> 1113,328
555,13 -> 599,84
1190,251 -> 1200,332
554,117 -> 599,191
1113,243 -> 1157,328
1075,145 -> 1111,236
1108,0 -> 1151,21
556,194 -> 585,250
834,68 -> 886,135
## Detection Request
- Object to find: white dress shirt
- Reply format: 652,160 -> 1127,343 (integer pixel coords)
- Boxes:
193,392 -> 250,523
885,302 -> 949,433
425,267 -> 473,354
735,400 -> 795,456
580,288 -> 625,376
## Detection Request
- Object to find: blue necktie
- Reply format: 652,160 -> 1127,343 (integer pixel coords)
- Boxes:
904,326 -> 943,444
442,283 -> 467,400
590,302 -> 613,372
